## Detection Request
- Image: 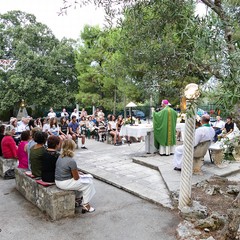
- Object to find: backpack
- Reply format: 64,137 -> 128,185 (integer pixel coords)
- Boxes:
4,169 -> 15,179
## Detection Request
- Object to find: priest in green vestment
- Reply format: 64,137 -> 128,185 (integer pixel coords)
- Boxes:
153,99 -> 177,156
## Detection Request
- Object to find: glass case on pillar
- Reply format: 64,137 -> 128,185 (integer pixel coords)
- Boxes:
17,99 -> 28,120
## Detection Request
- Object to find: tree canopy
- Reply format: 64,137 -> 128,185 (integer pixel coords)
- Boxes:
0,10 -> 78,117
63,0 -> 240,117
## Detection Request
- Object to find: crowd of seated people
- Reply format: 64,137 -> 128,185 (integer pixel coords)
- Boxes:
0,108 -> 140,162
0,109 -> 138,212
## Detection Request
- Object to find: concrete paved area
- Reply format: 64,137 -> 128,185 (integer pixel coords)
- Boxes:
0,178 -> 180,240
76,139 -> 240,209
1,138 -> 240,239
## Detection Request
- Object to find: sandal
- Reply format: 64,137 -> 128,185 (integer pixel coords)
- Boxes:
82,203 -> 95,214
75,197 -> 83,207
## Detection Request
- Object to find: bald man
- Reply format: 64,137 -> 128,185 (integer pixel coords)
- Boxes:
173,114 -> 215,171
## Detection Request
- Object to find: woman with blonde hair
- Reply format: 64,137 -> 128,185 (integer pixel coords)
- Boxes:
55,139 -> 95,213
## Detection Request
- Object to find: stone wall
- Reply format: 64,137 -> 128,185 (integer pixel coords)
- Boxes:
0,157 -> 18,177
15,168 -> 76,220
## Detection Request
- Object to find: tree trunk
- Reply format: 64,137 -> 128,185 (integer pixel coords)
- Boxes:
201,0 -> 235,52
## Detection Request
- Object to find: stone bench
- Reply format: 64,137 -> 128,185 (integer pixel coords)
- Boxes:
0,156 -> 18,177
15,168 -> 75,220
208,142 -> 224,165
193,140 -> 211,175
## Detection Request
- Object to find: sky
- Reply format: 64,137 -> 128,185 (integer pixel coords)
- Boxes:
0,0 -> 207,40
0,0 -> 106,40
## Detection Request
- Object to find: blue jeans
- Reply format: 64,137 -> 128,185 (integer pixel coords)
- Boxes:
214,129 -> 222,142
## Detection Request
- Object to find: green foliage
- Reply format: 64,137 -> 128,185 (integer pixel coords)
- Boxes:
64,0 -> 240,115
0,11 -> 78,116
111,0 -> 214,105
75,25 -> 144,112
201,2 -> 240,117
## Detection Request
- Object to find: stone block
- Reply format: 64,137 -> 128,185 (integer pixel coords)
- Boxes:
15,168 -> 75,220
0,156 -> 18,177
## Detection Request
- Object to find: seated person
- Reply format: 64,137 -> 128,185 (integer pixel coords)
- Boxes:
86,116 -> 96,139
0,125 -> 5,156
42,117 -> 50,133
29,131 -> 48,177
10,117 -> 21,145
55,139 -> 95,213
35,118 -> 43,129
59,117 -> 72,139
17,117 -> 30,133
17,130 -> 31,169
95,116 -> 106,142
68,116 -> 87,149
108,114 -> 121,146
1,125 -> 18,159
48,117 -> 66,142
173,114 -> 215,171
212,116 -> 225,142
116,115 -> 124,132
42,136 -> 60,183
28,119 -> 37,131
26,127 -> 41,170
222,116 -> 234,138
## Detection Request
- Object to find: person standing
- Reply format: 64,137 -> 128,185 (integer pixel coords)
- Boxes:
70,109 -> 79,122
61,108 -> 69,119
153,99 -> 177,156
80,108 -> 88,120
48,108 -> 56,119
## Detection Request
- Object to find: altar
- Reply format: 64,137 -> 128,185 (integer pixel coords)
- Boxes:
176,123 -> 185,141
119,124 -> 157,153
120,122 -> 186,154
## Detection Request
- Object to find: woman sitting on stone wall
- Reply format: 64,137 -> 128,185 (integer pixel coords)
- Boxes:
55,139 -> 96,213
1,125 -> 18,159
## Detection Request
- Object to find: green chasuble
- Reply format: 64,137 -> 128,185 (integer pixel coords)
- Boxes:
153,106 -> 177,149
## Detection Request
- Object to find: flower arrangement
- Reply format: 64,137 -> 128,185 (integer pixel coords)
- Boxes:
123,116 -> 136,125
219,136 -> 239,161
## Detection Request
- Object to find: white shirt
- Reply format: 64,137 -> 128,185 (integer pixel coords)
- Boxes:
194,125 -> 215,147
48,112 -> 56,118
49,125 -> 60,136
70,112 -> 79,120
61,111 -> 69,118
98,111 -> 104,118
108,121 -> 117,130
213,120 -> 225,129
17,122 -> 29,132
42,123 -> 50,133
